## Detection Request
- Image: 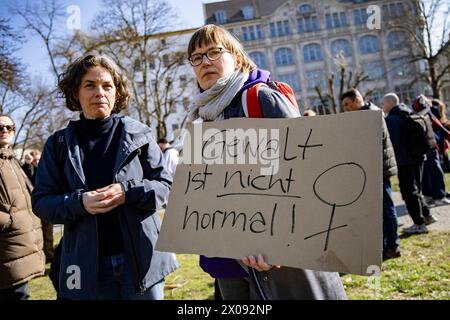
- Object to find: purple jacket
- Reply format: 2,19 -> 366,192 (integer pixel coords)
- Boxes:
200,69 -> 274,279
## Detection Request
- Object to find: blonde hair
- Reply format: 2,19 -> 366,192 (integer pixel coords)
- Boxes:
432,99 -> 447,123
187,24 -> 256,73
29,149 -> 41,157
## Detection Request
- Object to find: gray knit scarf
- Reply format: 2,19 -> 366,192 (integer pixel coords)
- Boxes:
188,70 -> 249,121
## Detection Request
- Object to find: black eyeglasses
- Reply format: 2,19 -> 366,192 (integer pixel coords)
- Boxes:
188,47 -> 230,67
0,125 -> 15,132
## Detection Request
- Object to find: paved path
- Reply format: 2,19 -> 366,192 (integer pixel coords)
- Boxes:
392,192 -> 450,232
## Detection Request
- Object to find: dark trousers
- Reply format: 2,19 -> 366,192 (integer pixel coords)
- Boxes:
41,220 -> 54,261
0,282 -> 29,300
383,178 -> 399,250
398,162 -> 430,225
423,149 -> 446,199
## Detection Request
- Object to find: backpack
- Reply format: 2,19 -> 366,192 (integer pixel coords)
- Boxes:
401,109 -> 436,159
242,80 -> 299,117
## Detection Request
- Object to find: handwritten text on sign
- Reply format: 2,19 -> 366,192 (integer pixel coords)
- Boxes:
156,111 -> 383,275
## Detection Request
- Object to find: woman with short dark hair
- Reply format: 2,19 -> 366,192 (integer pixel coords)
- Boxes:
32,54 -> 178,300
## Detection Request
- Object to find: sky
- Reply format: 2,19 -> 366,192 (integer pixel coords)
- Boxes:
1,0 -> 221,82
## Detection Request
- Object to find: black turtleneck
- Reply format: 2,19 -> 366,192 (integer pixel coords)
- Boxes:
76,113 -> 124,257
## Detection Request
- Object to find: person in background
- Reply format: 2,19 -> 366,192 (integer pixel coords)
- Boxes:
382,93 -> 437,235
186,24 -> 347,300
431,99 -> 450,174
157,137 -> 179,179
22,149 -> 55,263
31,54 -> 177,300
412,95 -> 450,206
341,89 -> 400,260
0,115 -> 44,300
303,109 -> 316,117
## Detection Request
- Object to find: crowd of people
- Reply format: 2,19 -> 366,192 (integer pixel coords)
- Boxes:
0,24 -> 448,300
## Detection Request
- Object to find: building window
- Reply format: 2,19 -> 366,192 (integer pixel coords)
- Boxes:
215,10 -> 227,24
242,25 -> 263,41
278,74 -> 299,92
298,4 -> 313,15
331,39 -> 352,57
358,35 -> 380,54
387,31 -> 407,50
303,43 -> 323,62
249,51 -> 267,69
395,84 -> 416,105
305,70 -> 326,90
391,57 -> 412,77
242,6 -> 254,20
270,20 -> 291,37
133,59 -> 141,72
148,58 -> 155,69
326,12 -> 347,29
182,97 -> 190,110
297,16 -> 318,33
368,90 -> 385,106
362,61 -> 384,80
382,3 -> 405,20
353,8 -> 368,25
162,54 -> 170,67
275,48 -> 294,66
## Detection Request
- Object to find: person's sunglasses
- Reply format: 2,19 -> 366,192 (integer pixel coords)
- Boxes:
0,125 -> 15,132
188,47 -> 230,67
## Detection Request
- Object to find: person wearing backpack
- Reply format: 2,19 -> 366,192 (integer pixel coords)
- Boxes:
340,89 -> 400,260
381,93 -> 437,235
185,24 -> 347,300
412,96 -> 450,206
157,138 -> 179,179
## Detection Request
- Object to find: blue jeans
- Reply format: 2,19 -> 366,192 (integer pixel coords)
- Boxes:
97,252 -> 164,300
383,178 -> 399,250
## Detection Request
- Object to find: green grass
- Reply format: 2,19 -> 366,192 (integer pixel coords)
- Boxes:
29,231 -> 450,300
341,231 -> 450,300
390,163 -> 450,193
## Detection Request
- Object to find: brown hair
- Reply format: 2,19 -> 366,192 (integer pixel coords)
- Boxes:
58,54 -> 130,113
187,24 -> 256,73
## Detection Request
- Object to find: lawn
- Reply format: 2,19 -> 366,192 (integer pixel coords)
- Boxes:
29,231 -> 450,300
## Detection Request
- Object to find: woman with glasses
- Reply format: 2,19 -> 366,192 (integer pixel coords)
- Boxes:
186,24 -> 346,300
31,55 -> 178,300
0,115 -> 44,300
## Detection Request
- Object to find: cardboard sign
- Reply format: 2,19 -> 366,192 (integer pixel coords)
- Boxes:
156,111 -> 382,275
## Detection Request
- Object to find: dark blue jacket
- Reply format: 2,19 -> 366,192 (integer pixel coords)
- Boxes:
385,104 -> 423,165
31,115 -> 178,299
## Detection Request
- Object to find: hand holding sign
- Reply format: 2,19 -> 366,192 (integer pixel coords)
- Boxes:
156,111 -> 383,275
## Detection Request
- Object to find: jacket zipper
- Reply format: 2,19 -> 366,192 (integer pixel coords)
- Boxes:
8,161 -> 31,210
115,147 -> 146,293
8,161 -> 43,262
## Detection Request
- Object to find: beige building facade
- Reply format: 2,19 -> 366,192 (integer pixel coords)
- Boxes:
204,0 -> 441,113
